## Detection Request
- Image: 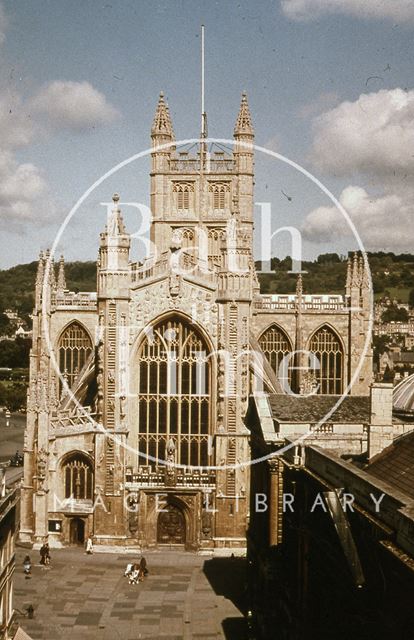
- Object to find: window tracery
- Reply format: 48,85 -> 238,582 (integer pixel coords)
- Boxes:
138,318 -> 211,468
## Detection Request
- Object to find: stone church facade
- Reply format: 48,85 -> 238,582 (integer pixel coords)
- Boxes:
20,93 -> 372,550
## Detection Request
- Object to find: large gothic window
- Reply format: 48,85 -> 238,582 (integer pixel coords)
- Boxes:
309,326 -> 343,395
58,322 -> 93,389
137,318 -> 211,468
259,325 -> 292,389
63,453 -> 93,500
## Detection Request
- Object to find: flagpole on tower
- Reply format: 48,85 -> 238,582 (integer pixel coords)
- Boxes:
201,24 -> 206,139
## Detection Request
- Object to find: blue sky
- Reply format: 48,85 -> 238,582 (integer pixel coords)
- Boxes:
1,0 -> 414,267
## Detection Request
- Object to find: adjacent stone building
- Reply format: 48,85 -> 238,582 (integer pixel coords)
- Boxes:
0,469 -> 19,639
246,380 -> 414,639
20,94 -> 372,550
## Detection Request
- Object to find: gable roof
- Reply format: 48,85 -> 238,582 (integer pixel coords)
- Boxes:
268,394 -> 370,424
367,430 -> 414,499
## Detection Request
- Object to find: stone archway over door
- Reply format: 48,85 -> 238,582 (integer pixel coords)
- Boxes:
157,504 -> 186,544
70,517 -> 85,545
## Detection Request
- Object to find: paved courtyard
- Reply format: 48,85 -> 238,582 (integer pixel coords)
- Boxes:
14,547 -> 248,640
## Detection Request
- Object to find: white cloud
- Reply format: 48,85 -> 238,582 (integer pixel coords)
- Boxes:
0,80 -> 119,229
0,4 -> 117,230
30,81 -> 119,132
302,185 -> 414,250
302,87 -> 414,251
0,90 -> 35,148
281,0 -> 414,23
310,88 -> 414,176
0,151 -> 56,229
297,92 -> 340,119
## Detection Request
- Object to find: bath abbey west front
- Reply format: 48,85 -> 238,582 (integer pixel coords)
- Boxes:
20,93 -> 372,550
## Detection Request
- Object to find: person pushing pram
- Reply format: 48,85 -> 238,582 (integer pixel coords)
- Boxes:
124,557 -> 149,584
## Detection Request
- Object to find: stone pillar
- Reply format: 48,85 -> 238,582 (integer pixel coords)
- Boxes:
95,195 -> 131,544
268,458 -> 283,547
368,382 -> 394,459
20,407 -> 36,543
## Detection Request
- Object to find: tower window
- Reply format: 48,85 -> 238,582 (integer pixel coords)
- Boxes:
171,227 -> 194,249
208,228 -> 226,267
178,189 -> 189,210
209,183 -> 229,210
173,182 -> 193,211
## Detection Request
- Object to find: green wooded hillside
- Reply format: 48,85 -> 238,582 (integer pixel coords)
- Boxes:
0,261 -> 96,319
257,252 -> 414,303
0,253 -> 413,318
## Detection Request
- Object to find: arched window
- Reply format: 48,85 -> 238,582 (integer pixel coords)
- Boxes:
137,318 -> 211,468
309,326 -> 343,394
209,182 -> 229,210
63,453 -> 93,500
58,322 -> 93,389
259,325 -> 292,389
208,227 -> 225,267
173,182 -> 193,211
171,227 -> 194,250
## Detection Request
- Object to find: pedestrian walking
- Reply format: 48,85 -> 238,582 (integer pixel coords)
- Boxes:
39,544 -> 47,565
85,536 -> 93,554
139,556 -> 149,577
23,555 -> 31,577
44,543 -> 51,565
40,542 -> 51,566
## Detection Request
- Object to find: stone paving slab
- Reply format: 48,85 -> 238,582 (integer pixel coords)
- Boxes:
14,548 -> 248,639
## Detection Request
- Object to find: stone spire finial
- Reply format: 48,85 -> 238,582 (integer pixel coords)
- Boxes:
106,193 -> 126,236
296,273 -> 303,299
57,255 -> 66,292
151,92 -> 174,139
359,254 -> 370,290
43,249 -> 56,290
351,252 -> 360,286
50,256 -> 56,290
345,257 -> 352,296
36,251 -> 45,287
358,255 -> 364,285
234,92 -> 254,137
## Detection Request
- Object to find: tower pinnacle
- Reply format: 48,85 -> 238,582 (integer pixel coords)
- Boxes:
151,92 -> 174,139
57,255 -> 66,292
234,92 -> 254,137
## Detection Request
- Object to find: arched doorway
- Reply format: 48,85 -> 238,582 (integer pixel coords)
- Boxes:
157,503 -> 186,545
70,517 -> 85,545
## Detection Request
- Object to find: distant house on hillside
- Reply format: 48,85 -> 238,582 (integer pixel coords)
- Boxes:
4,309 -> 19,321
380,347 -> 414,379
14,326 -> 32,340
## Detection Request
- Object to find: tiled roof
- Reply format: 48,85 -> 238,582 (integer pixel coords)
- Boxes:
268,394 -> 370,424
391,352 -> 414,364
368,430 -> 414,499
